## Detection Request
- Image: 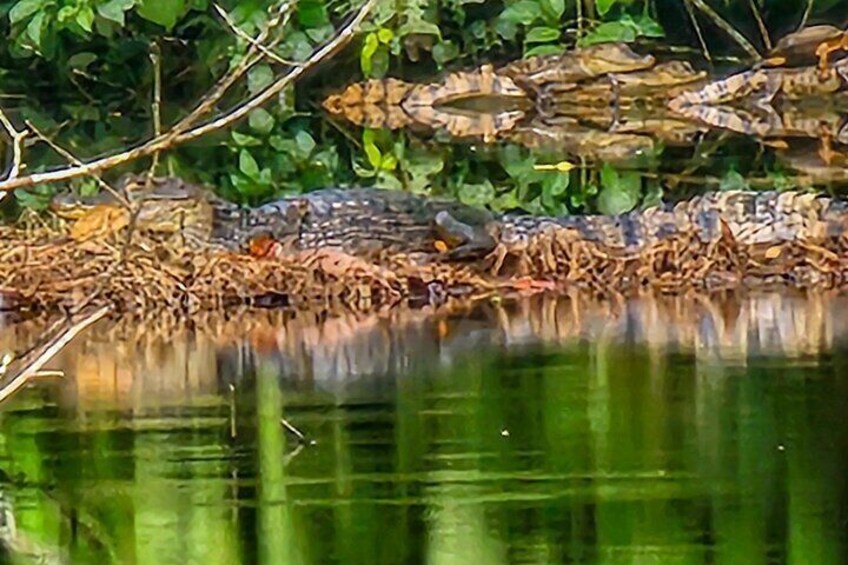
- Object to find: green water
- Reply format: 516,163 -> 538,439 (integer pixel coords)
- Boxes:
0,292 -> 846,564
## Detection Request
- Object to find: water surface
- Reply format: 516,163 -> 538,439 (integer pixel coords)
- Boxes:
0,291 -> 846,564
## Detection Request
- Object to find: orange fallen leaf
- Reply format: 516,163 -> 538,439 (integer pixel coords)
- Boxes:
764,245 -> 783,260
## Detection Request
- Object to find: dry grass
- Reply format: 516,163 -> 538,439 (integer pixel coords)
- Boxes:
0,214 -> 846,316
0,217 -> 495,314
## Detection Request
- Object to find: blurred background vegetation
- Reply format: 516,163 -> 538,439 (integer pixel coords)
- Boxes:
0,0 -> 846,214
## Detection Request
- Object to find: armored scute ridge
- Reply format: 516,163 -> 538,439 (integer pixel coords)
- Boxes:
481,191 -> 848,286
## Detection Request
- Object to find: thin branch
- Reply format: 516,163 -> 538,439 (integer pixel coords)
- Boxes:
799,0 -> 813,30
24,121 -> 131,208
0,0 -> 377,192
0,107 -> 28,184
683,0 -> 712,63
214,3 -> 299,66
168,0 -> 297,137
748,0 -> 771,51
147,40 -> 163,179
0,306 -> 111,406
689,0 -> 761,60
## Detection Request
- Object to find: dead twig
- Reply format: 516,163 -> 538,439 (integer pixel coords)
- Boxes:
148,40 -> 163,177
213,3 -> 298,66
748,0 -> 771,51
798,0 -> 813,30
168,0 -> 297,138
0,107 -> 28,185
0,0 -> 376,192
24,121 -> 130,209
689,0 -> 761,60
0,305 -> 111,406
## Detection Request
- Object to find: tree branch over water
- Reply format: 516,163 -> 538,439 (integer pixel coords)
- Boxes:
0,0 -> 378,192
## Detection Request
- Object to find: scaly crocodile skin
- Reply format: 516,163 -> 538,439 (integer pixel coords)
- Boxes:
495,191 -> 848,251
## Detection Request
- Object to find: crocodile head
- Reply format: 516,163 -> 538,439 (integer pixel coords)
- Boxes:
580,42 -> 655,75
50,175 -> 221,242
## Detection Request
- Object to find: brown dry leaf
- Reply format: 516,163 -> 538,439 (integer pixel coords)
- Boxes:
70,205 -> 130,242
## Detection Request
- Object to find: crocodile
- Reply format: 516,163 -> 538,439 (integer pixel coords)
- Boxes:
51,178 -> 848,288
668,57 -> 848,112
321,43 -> 704,139
321,65 -> 530,134
50,175 -> 499,259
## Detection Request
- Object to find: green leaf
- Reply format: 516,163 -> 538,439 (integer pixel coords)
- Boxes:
297,0 -> 329,28
26,10 -> 46,48
56,5 -> 75,24
597,164 -> 641,214
376,28 -> 393,43
76,6 -> 94,32
406,152 -> 444,178
632,13 -> 665,38
239,148 -> 260,180
369,47 -> 389,78
360,32 -> 379,75
364,141 -> 382,169
232,131 -> 262,146
137,0 -> 186,30
458,181 -> 495,207
494,18 -> 518,41
524,43 -> 564,57
380,153 -> 398,171
97,0 -> 135,26
15,186 -> 53,210
374,171 -> 403,190
542,0 -> 565,18
719,169 -> 750,191
499,0 -> 542,26
279,30 -> 313,61
9,0 -> 46,24
247,64 -> 274,95
396,18 -> 441,38
595,0 -> 617,16
248,108 -> 274,135
432,40 -> 459,65
543,172 -> 570,197
525,26 -> 560,43
579,21 -> 637,46
294,130 -> 316,159
67,52 -> 97,69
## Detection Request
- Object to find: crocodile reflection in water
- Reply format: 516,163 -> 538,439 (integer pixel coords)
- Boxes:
3,291 -> 845,401
321,43 -> 698,140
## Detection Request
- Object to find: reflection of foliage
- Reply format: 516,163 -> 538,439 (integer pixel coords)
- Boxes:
0,0 -> 843,211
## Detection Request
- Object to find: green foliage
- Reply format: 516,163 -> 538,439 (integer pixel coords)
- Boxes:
0,0 -> 844,214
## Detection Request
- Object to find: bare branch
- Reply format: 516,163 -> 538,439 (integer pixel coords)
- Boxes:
799,0 -> 813,30
147,40 -> 163,179
748,0 -> 771,51
214,3 -> 299,66
0,0 -> 376,192
689,0 -> 761,60
24,120 -> 131,209
0,107 -> 28,185
0,306 -> 111,406
683,0 -> 712,63
168,0 -> 298,137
